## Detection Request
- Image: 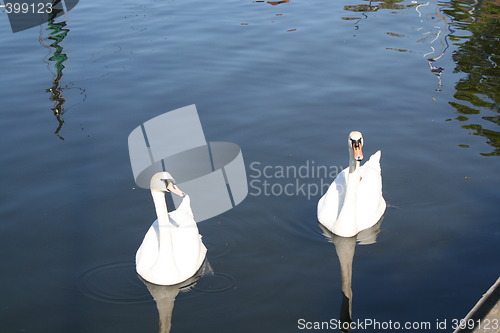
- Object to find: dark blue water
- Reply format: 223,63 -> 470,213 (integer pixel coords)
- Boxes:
0,0 -> 498,332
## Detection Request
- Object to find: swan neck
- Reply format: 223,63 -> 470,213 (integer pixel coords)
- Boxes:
348,150 -> 360,174
346,152 -> 360,196
151,190 -> 169,225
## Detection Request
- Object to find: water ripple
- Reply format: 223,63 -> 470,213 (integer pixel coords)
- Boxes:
78,262 -> 151,304
192,273 -> 237,293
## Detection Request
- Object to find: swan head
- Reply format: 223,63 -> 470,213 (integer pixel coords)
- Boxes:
348,131 -> 363,162
150,171 -> 185,197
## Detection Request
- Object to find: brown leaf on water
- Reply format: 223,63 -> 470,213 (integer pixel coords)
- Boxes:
386,32 -> 406,38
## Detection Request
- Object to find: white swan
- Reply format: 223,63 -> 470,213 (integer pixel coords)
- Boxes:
136,172 -> 207,285
317,131 -> 386,237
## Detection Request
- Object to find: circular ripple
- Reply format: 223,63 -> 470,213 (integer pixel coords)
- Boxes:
192,273 -> 236,293
78,262 -> 152,304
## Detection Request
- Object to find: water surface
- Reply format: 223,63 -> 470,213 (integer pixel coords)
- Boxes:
0,0 -> 498,332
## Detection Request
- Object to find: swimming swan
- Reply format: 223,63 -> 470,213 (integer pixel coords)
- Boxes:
317,131 -> 386,237
136,172 -> 207,285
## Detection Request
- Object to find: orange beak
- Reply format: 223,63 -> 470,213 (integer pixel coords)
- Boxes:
353,145 -> 363,161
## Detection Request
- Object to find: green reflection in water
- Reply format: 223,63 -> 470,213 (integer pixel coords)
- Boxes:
444,0 -> 499,156
344,0 -> 415,12
342,0 -> 418,41
45,3 -> 70,140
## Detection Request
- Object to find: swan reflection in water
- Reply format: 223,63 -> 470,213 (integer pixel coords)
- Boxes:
140,260 -> 213,333
319,218 -> 383,332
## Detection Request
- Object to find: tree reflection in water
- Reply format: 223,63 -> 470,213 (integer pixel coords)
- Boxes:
342,0 -> 499,156
444,0 -> 499,156
40,1 -> 85,140
45,4 -> 69,140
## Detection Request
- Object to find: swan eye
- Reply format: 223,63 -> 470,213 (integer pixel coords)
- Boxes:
350,138 -> 362,148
